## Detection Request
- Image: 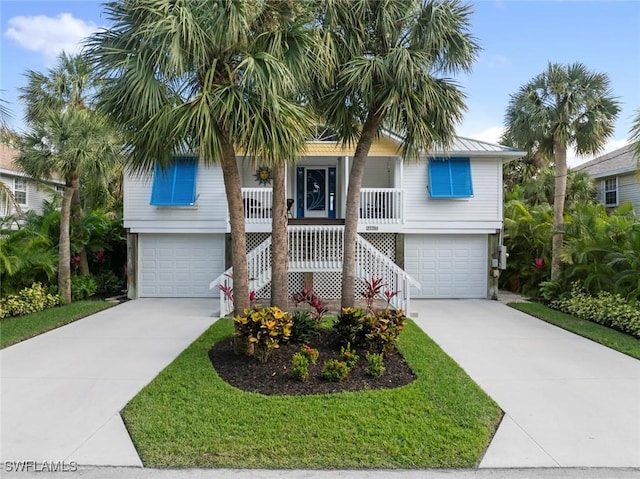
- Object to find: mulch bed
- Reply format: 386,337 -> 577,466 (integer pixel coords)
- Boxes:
208,330 -> 416,396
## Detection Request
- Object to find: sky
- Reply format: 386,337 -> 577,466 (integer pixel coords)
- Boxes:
1,0 -> 639,166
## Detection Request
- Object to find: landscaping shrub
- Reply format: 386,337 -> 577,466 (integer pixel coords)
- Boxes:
95,270 -> 125,295
365,352 -> 386,378
299,344 -> 319,365
0,282 -> 61,319
233,306 -> 293,363
552,283 -> 640,338
335,307 -> 406,355
71,275 -> 98,301
340,342 -> 359,367
321,359 -> 349,382
291,353 -> 310,382
290,310 -> 319,344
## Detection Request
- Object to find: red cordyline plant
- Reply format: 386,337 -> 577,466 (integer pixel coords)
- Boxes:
291,285 -> 328,321
218,273 -> 256,306
362,276 -> 398,312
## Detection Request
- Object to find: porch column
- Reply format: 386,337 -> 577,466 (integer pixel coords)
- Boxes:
342,156 -> 350,217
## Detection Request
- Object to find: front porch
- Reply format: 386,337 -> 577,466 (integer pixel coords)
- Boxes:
211,225 -> 418,317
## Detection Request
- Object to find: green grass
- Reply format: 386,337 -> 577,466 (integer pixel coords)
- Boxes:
0,300 -> 115,349
122,319 -> 502,469
509,302 -> 640,360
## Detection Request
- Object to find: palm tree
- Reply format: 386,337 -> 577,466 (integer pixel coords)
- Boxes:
313,0 -> 479,308
630,109 -> 640,174
505,63 -> 620,281
20,53 -> 109,275
17,107 -> 121,303
86,0 -> 313,315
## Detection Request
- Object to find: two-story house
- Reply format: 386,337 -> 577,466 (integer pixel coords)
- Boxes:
573,143 -> 640,214
123,131 -> 523,314
0,143 -> 64,221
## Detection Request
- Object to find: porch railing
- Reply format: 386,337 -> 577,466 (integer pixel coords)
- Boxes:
242,187 -> 273,223
210,225 -> 418,316
240,187 -> 403,223
359,188 -> 403,224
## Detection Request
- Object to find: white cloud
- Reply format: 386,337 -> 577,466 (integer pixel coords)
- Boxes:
570,138 -> 629,167
4,13 -> 98,65
464,126 -> 505,145
481,54 -> 509,69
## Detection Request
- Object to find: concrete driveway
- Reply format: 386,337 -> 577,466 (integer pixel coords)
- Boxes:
410,299 -> 640,468
0,298 -> 217,466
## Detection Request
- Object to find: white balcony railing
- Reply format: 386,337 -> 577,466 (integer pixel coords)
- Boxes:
359,188 -> 403,224
241,187 -> 403,223
242,187 -> 273,223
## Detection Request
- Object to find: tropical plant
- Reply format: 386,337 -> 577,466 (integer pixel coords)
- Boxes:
87,0 -> 314,315
0,227 -> 58,295
504,62 -> 620,281
16,107 -> 122,303
19,53 -> 124,275
312,0 -> 478,308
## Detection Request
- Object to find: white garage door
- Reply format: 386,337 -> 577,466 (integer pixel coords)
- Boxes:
139,234 -> 225,297
404,234 -> 487,298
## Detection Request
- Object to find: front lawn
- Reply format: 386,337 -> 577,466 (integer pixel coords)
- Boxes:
122,318 -> 502,469
0,300 -> 115,349
509,302 -> 640,360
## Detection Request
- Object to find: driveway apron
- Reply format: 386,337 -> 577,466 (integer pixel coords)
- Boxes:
0,298 -> 217,466
410,299 -> 640,468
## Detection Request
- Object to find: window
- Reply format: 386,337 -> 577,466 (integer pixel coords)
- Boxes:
602,177 -> 618,207
14,178 -> 27,205
428,157 -> 473,198
56,185 -> 65,195
150,157 -> 198,206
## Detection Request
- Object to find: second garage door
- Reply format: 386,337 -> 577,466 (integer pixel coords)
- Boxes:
139,234 -> 224,297
404,234 -> 488,298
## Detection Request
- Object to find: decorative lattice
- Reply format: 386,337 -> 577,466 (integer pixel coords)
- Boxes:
253,272 -> 304,299
246,233 -> 270,252
360,233 -> 396,262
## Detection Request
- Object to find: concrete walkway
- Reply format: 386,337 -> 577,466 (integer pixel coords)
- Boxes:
0,298 -> 217,466
2,297 -> 640,474
410,299 -> 640,468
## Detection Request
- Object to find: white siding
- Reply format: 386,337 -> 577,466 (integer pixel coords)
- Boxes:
0,173 -> 58,216
124,162 -> 228,233
618,174 -> 640,214
138,233 -> 224,297
403,158 -> 502,231
405,234 -> 488,298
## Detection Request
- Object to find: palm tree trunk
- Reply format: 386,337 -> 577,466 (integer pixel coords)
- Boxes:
59,181 -> 76,303
270,163 -> 288,309
219,138 -> 250,315
551,141 -> 567,281
71,185 -> 90,276
341,109 -> 385,309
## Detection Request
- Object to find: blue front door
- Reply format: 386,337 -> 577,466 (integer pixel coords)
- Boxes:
296,166 -> 336,218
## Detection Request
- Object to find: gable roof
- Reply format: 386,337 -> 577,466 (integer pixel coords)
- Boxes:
573,143 -> 639,178
0,143 -> 64,183
0,143 -> 19,171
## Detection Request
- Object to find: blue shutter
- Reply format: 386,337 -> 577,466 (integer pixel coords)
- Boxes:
150,157 -> 198,205
450,158 -> 473,197
428,157 -> 473,198
428,159 -> 453,197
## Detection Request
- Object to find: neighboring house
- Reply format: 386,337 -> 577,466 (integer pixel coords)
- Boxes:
573,143 -> 640,214
123,131 -> 523,314
0,143 -> 64,219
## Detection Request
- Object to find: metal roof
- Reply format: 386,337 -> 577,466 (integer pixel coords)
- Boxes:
381,130 -> 524,158
573,143 -> 638,178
